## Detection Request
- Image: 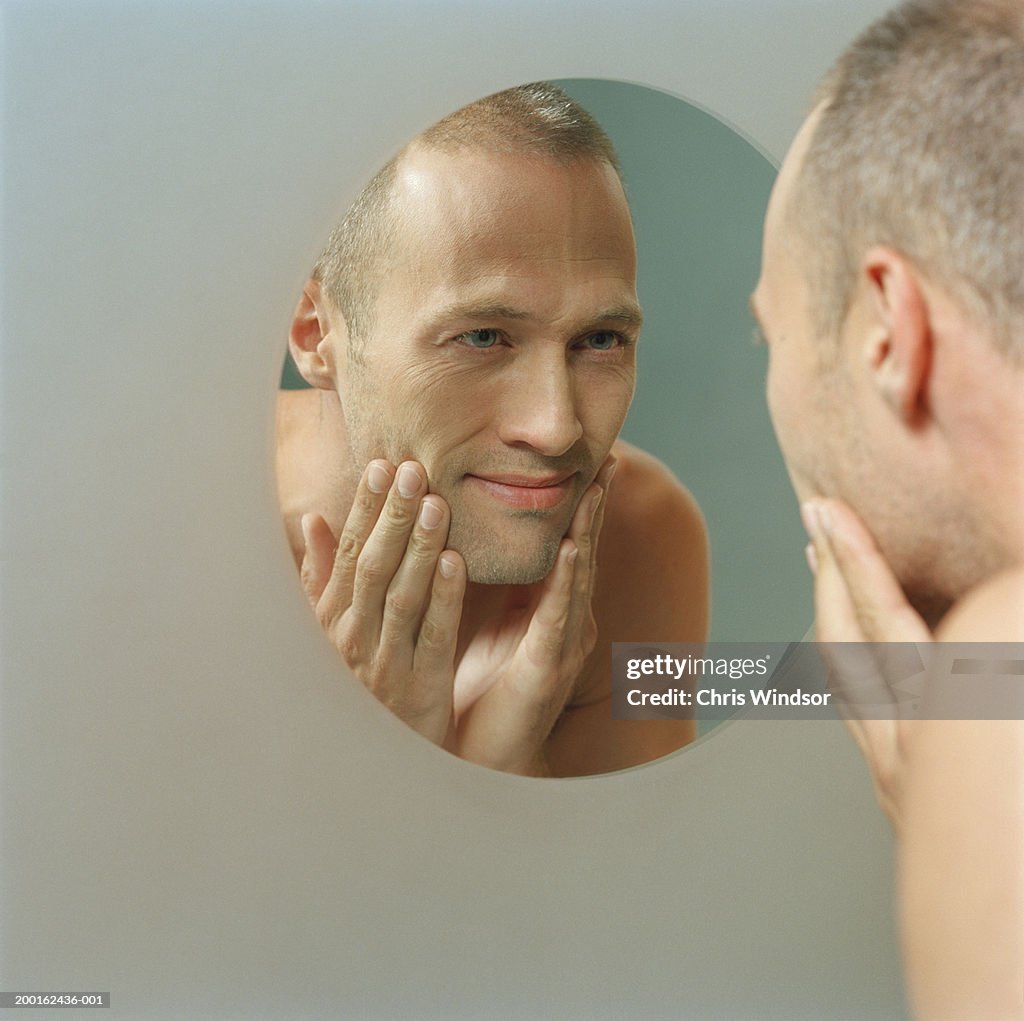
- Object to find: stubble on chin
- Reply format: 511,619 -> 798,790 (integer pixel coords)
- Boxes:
442,479 -> 582,586
455,520 -> 563,585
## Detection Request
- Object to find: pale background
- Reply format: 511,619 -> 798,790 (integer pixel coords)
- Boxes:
1,2 -> 904,1018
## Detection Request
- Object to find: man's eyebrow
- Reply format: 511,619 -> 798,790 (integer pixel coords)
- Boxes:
432,300 -> 530,322
594,304 -> 644,330
429,300 -> 644,330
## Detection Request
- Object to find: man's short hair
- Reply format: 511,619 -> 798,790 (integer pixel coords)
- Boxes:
790,0 -> 1024,360
313,82 -> 622,346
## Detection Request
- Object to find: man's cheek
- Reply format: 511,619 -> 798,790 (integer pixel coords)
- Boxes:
585,383 -> 633,451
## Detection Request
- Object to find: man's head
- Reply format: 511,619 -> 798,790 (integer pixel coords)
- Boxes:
292,84 -> 640,585
753,0 -> 1024,624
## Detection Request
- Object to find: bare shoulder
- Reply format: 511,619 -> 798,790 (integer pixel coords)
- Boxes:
604,439 -> 708,556
595,439 -> 710,642
935,566 -> 1024,641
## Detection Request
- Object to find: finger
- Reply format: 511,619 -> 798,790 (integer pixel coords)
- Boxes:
803,506 -> 894,715
318,459 -> 394,617
802,503 -> 863,642
564,485 -> 603,648
348,460 -> 427,639
521,539 -> 579,676
588,456 -> 617,575
805,499 -> 930,644
378,494 -> 452,650
840,716 -> 903,830
804,500 -> 926,722
299,513 -> 337,608
412,550 -> 466,691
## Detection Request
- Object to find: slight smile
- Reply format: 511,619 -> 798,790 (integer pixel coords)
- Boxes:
466,472 -> 577,511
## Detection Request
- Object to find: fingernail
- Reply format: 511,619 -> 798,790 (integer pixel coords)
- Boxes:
300,513 -> 313,546
367,462 -> 391,494
396,463 -> 421,498
439,553 -> 457,578
589,487 -> 603,522
603,459 -> 618,487
419,499 -> 443,530
805,541 -> 818,575
566,543 -> 579,565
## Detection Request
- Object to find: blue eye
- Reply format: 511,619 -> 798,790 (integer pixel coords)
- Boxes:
583,332 -> 621,351
457,328 -> 502,349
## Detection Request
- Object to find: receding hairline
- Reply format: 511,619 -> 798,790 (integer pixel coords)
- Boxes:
312,81 -> 629,343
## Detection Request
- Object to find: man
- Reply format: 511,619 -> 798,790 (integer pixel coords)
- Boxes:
278,84 -> 708,777
751,1 -> 1024,1015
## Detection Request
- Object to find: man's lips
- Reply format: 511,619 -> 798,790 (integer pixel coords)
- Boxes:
465,471 -> 577,511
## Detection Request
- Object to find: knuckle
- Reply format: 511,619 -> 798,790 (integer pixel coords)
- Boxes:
407,527 -> 439,565
382,498 -> 415,531
353,487 -> 379,516
385,588 -> 420,622
432,580 -> 459,611
417,615 -> 450,654
299,559 -> 317,594
355,555 -> 388,589
336,530 -> 363,567
334,627 -> 364,667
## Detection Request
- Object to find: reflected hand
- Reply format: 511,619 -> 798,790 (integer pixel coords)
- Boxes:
300,457 -> 615,776
450,457 -> 616,775
802,497 -> 932,829
300,460 -> 465,746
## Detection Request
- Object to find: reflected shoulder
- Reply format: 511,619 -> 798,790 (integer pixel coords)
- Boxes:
605,439 -> 708,554
596,439 -> 709,643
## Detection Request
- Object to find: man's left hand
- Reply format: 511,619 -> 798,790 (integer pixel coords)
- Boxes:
801,497 -> 932,828
448,458 -> 616,775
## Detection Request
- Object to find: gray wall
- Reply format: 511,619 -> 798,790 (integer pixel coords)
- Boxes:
1,2 -> 905,1019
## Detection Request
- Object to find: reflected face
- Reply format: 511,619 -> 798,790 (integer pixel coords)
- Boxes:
330,144 -> 640,584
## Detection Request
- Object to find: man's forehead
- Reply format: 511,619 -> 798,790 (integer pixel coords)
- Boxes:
393,142 -> 631,231
385,146 -> 635,279
768,105 -> 825,231
754,107 -> 825,323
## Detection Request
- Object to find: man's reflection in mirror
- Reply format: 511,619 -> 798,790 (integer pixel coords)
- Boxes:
276,84 -> 708,776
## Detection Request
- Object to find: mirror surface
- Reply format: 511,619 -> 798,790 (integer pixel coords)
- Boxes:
277,79 -> 808,762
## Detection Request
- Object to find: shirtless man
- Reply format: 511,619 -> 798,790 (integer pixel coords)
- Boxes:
277,83 -> 708,778
751,2 -> 1024,1015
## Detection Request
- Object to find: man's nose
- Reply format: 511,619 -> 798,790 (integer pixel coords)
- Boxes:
496,354 -> 584,456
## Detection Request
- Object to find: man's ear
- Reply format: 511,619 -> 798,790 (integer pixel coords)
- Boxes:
288,278 -> 348,390
859,245 -> 932,425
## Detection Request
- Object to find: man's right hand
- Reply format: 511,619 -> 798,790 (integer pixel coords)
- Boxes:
300,459 -> 467,746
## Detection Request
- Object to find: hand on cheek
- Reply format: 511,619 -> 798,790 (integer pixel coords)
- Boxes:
299,456 -> 618,776
801,498 -> 931,829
